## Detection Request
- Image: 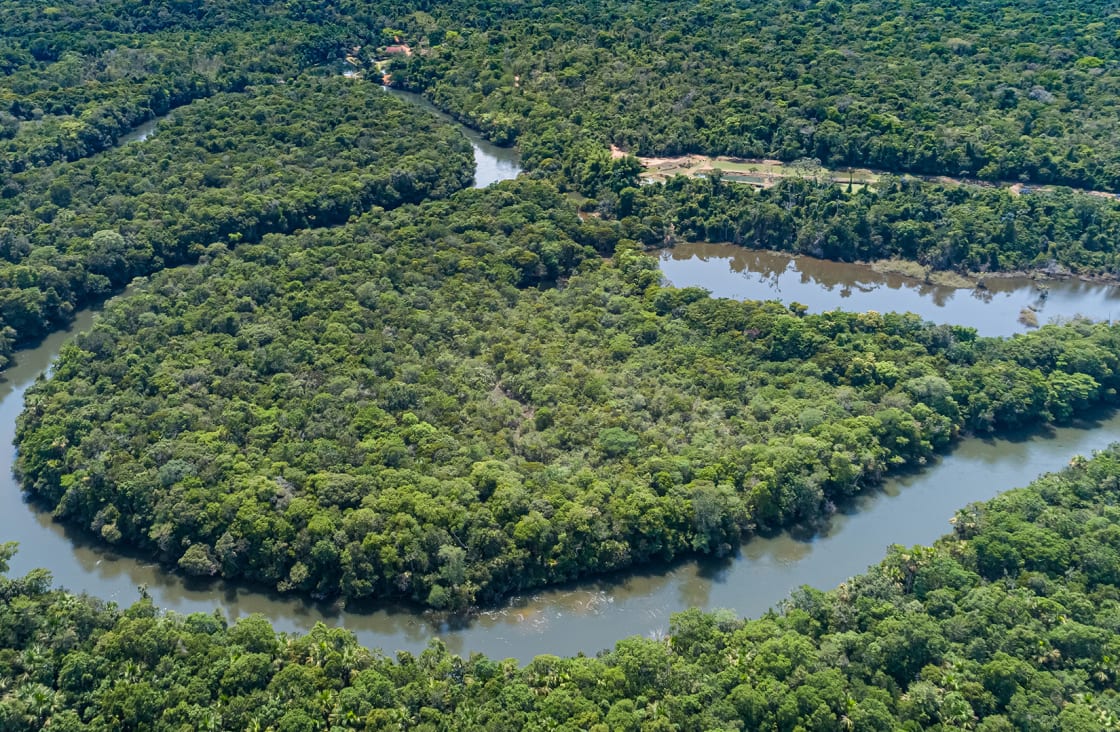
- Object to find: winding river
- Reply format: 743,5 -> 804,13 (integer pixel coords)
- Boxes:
2,90 -> 1119,665
378,86 -> 521,189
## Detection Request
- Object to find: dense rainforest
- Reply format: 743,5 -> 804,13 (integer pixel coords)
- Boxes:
0,77 -> 472,350
0,0 -> 381,364
17,179 -> 1120,608
0,0 -> 343,175
5,0 -> 1120,725
626,175 -> 1120,275
5,445 -> 1120,730
3,0 -> 1120,364
380,0 -> 1120,191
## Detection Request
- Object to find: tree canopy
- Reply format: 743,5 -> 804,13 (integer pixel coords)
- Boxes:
0,76 -> 472,349
17,178 -> 1120,608
5,0 -> 1120,724
384,0 -> 1120,192
5,442 -> 1120,730
627,174 -> 1120,276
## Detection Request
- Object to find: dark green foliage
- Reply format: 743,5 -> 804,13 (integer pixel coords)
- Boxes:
4,0 -> 1120,725
0,13 -> 325,174
630,175 -> 1120,276
382,0 -> 1120,192
5,445 -> 1120,729
0,77 -> 473,346
17,181 -> 1120,607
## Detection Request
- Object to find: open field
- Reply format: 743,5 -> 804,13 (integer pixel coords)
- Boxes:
614,145 -> 882,189
614,145 -> 1120,201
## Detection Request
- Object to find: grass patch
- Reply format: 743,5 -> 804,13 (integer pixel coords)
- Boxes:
868,258 -> 977,288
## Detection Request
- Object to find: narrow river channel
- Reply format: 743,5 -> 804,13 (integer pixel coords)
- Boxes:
2,89 -> 1118,665
118,115 -> 162,144
378,85 -> 521,189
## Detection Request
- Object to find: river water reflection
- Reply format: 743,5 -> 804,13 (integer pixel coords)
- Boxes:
2,99 -> 1118,665
378,86 -> 521,189
658,243 -> 1120,337
3,296 -> 1118,663
118,115 -> 163,144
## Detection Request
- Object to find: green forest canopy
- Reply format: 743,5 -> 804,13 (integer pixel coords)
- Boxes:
4,0 -> 1120,726
626,175 -> 1120,274
383,0 -> 1120,191
4,442 -> 1120,730
17,180 -> 1120,609
0,77 -> 472,350
3,0 -> 1120,365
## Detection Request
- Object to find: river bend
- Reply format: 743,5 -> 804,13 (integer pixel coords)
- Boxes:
2,91 -> 1118,664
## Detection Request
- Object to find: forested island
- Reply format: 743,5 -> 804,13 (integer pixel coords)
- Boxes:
628,176 -> 1120,275
3,0 -> 1120,728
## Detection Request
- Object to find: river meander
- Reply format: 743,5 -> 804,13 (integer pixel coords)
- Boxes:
378,86 -> 521,189
3,310 -> 1117,662
2,92 -> 1118,665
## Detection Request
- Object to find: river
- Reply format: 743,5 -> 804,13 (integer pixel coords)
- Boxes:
2,91 -> 1118,665
657,243 -> 1120,338
118,115 -> 162,144
377,86 -> 521,189
3,308 -> 1117,662
115,84 -> 524,191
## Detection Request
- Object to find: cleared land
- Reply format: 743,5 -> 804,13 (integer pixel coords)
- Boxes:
615,145 -> 1120,200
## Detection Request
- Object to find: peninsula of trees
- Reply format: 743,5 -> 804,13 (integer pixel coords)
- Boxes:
2,0 -> 1120,728
16,180 -> 1119,608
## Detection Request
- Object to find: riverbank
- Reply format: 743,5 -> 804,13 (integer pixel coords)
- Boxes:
657,239 -> 1119,294
655,243 -> 1119,337
6,294 -> 1120,662
5,442 -> 1120,730
867,256 -> 1120,289
615,144 -> 1120,203
864,257 -> 1120,289
6,81 -> 1119,665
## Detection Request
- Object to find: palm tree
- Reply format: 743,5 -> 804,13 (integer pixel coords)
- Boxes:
15,683 -> 58,726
